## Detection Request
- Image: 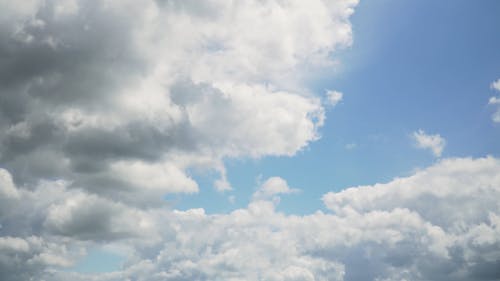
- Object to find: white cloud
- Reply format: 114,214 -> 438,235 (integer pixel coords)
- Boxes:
491,78 -> 500,92
323,157 -> 500,227
0,2 -> 360,278
0,0 -> 356,201
0,168 -> 19,199
489,78 -> 500,123
0,237 -> 30,253
326,90 -> 344,107
344,142 -> 357,150
107,160 -> 199,204
412,129 -> 446,157
252,176 -> 299,202
3,157 -> 500,280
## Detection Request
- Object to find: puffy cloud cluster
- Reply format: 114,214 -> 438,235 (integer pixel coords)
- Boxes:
0,0 -> 358,279
0,0 -> 357,203
323,157 -> 500,280
2,157 -> 500,280
0,167 -> 165,280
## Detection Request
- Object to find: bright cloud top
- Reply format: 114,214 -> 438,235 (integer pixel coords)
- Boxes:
412,129 -> 446,157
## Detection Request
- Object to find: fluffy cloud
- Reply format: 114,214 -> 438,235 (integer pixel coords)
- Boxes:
412,129 -> 446,157
2,157 -> 499,280
252,176 -> 299,202
0,0 -> 357,279
0,0 -> 356,203
0,235 -> 79,281
489,78 -> 500,123
0,166 -> 165,280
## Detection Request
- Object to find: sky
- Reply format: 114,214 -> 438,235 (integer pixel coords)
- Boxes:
0,1 -> 499,281
175,0 -> 500,214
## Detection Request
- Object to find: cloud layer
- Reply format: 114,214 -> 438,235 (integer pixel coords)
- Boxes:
2,157 -> 500,280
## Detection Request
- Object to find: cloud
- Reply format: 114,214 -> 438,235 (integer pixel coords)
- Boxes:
491,79 -> 500,92
252,176 -> 299,202
3,1 -> 499,281
0,166 -> 165,280
326,90 -> 344,107
344,142 -> 357,150
0,0 -> 359,279
0,169 -> 160,242
3,157 -> 500,280
489,78 -> 500,123
412,129 -> 446,157
0,235 -> 79,281
0,0 -> 357,203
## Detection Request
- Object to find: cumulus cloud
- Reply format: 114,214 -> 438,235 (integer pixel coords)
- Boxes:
3,157 -> 500,280
31,157 -> 499,281
0,166 -> 166,280
412,129 -> 446,157
252,176 -> 299,203
3,1 -> 499,281
0,0 -> 358,203
0,0 -> 359,279
489,78 -> 500,123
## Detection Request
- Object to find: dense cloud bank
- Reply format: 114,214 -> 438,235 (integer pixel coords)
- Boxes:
1,157 -> 500,280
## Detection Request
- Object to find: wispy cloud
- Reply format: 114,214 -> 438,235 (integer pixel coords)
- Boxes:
326,90 -> 344,107
489,78 -> 500,123
412,129 -> 446,157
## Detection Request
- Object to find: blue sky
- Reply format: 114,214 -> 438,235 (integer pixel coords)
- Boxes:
174,0 -> 500,215
1,1 -> 500,280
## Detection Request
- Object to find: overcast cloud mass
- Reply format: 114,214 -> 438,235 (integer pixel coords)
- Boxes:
1,0 -> 499,280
